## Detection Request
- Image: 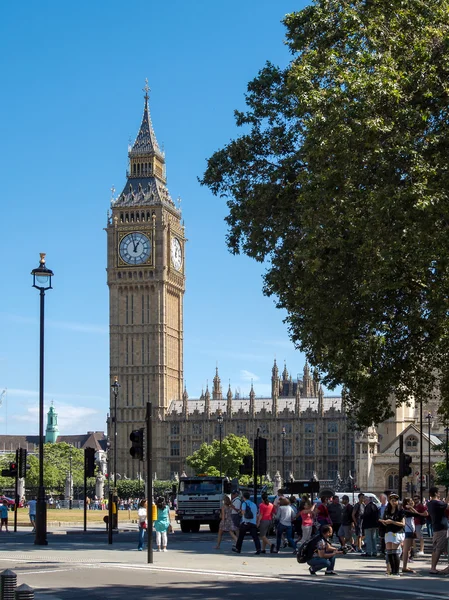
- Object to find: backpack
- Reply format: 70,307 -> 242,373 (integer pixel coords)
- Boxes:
243,501 -> 254,520
296,534 -> 322,564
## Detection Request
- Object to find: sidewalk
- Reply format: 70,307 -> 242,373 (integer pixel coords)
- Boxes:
1,529 -> 449,598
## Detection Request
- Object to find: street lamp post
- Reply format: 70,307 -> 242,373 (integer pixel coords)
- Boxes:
420,401 -> 423,501
111,377 -> 120,531
69,448 -> 72,510
217,411 -> 223,477
281,426 -> 286,486
31,253 -> 54,546
445,426 -> 449,495
426,412 -> 433,492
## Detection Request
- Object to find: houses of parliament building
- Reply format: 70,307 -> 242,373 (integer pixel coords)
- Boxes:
105,84 -> 353,483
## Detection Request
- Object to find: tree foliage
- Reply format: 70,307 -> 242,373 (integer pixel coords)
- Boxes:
186,434 -> 253,479
0,443 -> 91,494
201,0 -> 449,427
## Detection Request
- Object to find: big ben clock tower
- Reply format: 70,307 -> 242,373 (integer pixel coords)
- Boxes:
106,82 -> 185,479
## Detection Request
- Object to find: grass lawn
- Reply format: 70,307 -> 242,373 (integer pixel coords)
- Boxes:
11,507 -> 139,525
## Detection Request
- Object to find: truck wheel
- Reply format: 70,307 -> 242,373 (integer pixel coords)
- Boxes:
180,521 -> 192,533
209,522 -> 219,533
190,522 -> 201,533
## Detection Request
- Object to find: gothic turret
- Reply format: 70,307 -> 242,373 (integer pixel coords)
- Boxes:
271,359 -> 279,398
249,382 -> 256,418
318,384 -> 324,416
213,367 -> 222,400
45,402 -> 59,443
182,385 -> 189,419
204,385 -> 211,417
227,383 -> 233,417
295,378 -> 301,415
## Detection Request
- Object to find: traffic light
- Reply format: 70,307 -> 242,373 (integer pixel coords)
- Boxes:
400,453 -> 412,477
129,428 -> 144,460
254,437 -> 267,476
239,455 -> 253,475
18,448 -> 28,478
85,447 -> 96,477
1,462 -> 18,478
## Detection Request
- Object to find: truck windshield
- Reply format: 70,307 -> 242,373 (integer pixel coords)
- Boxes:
180,480 -> 223,495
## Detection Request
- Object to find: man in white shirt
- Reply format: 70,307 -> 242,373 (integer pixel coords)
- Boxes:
232,491 -> 261,554
27,497 -> 37,532
231,490 -> 242,529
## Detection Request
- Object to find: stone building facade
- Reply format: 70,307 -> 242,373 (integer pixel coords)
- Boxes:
106,87 -> 355,482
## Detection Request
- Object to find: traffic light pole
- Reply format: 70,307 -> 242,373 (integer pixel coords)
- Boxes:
83,456 -> 87,532
253,428 -> 260,506
14,449 -> 18,533
398,434 -> 404,500
146,401 -> 153,565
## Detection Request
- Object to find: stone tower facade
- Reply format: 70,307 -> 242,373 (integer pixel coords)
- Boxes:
106,85 -> 185,479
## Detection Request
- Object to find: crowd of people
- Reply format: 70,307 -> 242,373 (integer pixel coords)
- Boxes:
210,486 -> 449,577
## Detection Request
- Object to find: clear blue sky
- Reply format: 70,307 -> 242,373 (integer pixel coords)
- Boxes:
0,0 -> 317,436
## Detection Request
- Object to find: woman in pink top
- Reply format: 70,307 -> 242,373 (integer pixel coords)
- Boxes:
298,500 -> 314,547
257,493 -> 275,553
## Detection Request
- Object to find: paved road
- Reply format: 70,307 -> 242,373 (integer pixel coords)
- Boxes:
0,527 -> 448,599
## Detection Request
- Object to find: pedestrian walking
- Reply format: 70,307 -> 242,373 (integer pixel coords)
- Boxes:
27,497 -> 37,532
361,496 -> 379,557
154,496 -> 171,552
378,493 -> 388,555
352,493 -> 365,552
427,486 -> 449,575
257,492 -> 275,553
378,493 -> 405,577
412,494 -> 427,556
0,500 -> 9,532
298,500 -> 314,548
232,491 -> 261,554
230,490 -> 242,530
272,497 -> 296,553
315,496 -> 331,527
215,495 -> 238,549
402,497 -> 418,573
337,495 -> 354,551
327,496 -> 342,544
137,499 -> 147,551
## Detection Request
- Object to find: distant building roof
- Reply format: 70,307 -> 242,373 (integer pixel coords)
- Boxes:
167,396 -> 342,416
0,431 -> 106,453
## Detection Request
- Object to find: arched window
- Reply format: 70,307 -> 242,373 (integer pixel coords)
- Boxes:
387,472 -> 399,491
405,435 -> 418,452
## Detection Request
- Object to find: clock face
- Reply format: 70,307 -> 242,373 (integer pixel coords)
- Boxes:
119,232 -> 151,265
171,237 -> 183,271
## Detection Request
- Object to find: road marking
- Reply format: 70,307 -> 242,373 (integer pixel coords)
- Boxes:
108,563 -> 449,599
1,556 -> 447,599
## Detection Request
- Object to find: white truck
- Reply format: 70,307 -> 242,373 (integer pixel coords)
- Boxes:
176,476 -> 229,533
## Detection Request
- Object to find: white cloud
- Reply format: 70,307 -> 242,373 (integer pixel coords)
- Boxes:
240,370 -> 260,382
12,403 -> 103,434
0,313 -> 108,335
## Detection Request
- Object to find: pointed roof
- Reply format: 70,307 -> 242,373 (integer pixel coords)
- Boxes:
129,81 -> 163,158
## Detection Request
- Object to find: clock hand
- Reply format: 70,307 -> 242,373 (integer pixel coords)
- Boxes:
132,234 -> 139,253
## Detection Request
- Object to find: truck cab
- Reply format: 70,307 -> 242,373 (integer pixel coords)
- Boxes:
176,476 -> 228,533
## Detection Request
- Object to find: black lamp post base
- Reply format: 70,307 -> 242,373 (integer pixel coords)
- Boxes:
34,494 -> 48,546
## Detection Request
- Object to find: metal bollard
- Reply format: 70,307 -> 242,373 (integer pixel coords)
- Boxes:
0,569 -> 17,600
14,585 -> 34,600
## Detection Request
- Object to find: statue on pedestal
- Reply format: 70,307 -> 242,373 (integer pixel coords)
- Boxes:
273,471 -> 282,496
96,473 -> 105,499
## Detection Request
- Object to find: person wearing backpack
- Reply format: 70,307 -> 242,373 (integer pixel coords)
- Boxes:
232,491 -> 261,554
307,524 -> 343,575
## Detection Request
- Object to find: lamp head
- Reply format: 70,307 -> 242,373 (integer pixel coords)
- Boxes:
31,253 -> 54,291
111,376 -> 121,395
